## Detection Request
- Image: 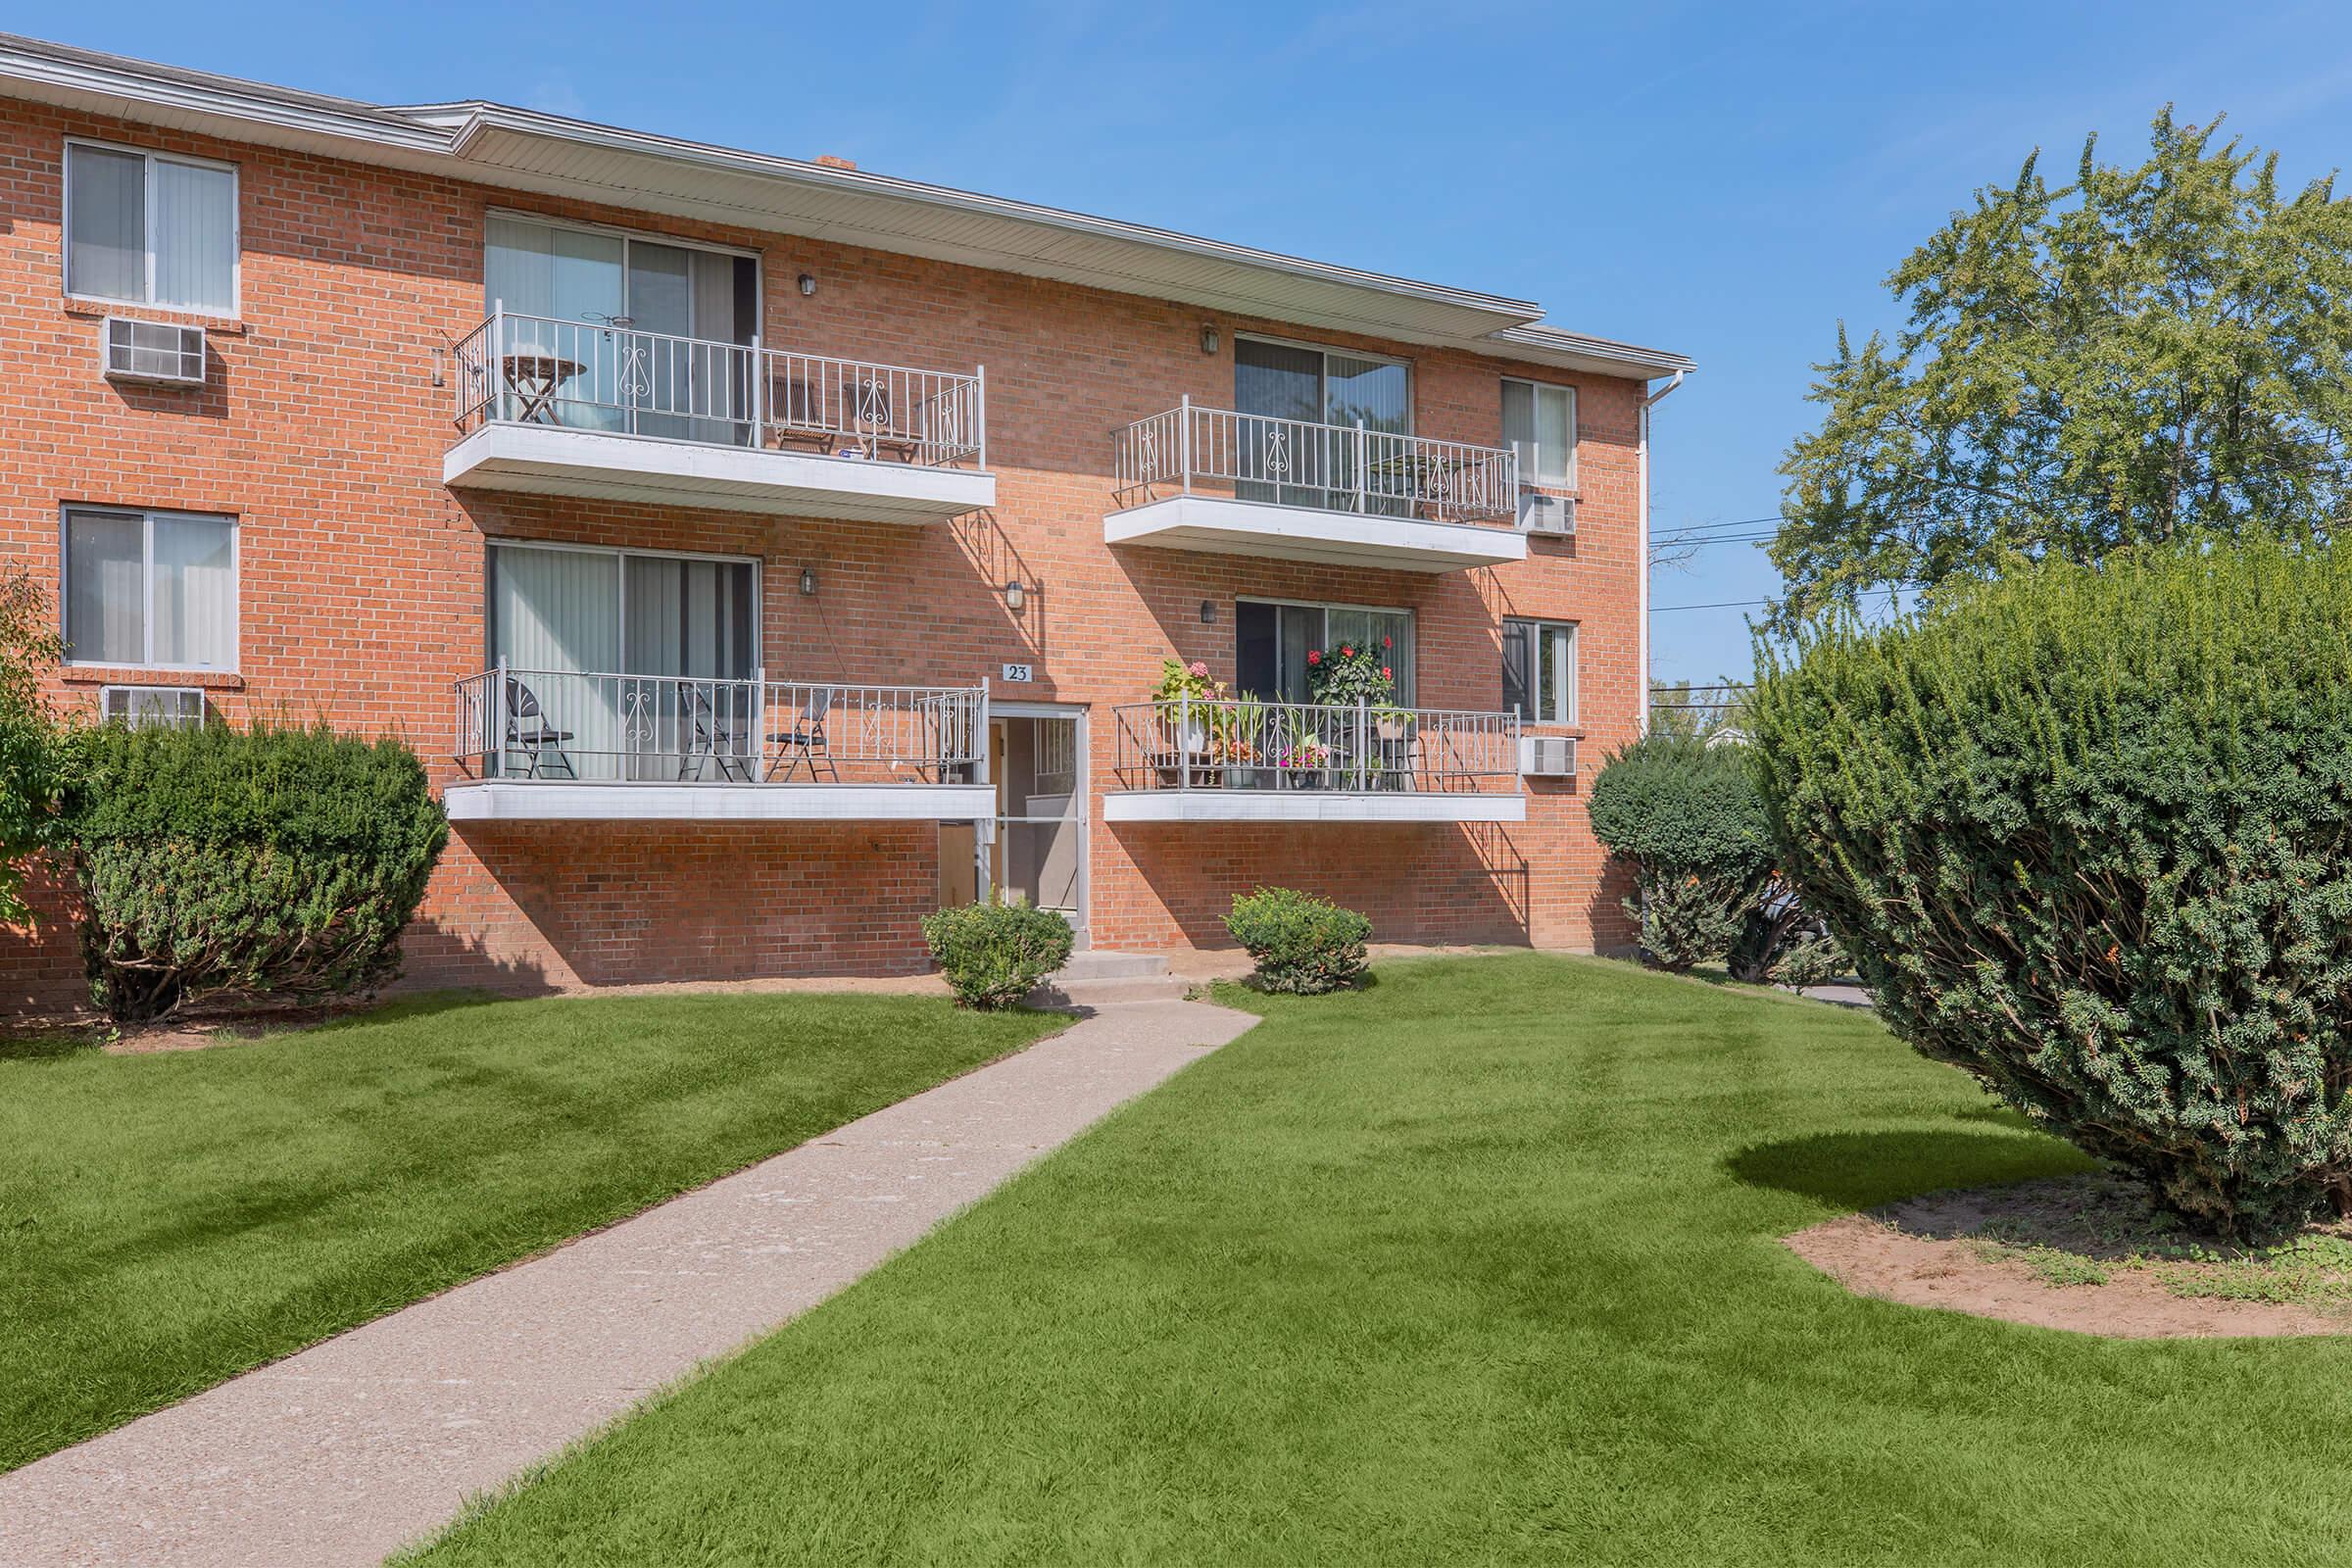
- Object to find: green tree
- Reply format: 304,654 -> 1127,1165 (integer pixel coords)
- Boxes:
1771,110 -> 2352,631
0,570 -> 67,926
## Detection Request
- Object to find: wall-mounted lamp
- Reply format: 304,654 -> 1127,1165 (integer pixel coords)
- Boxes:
798,272 -> 817,297
1003,579 -> 1026,612
799,566 -> 817,596
1200,600 -> 1215,624
1200,322 -> 1220,355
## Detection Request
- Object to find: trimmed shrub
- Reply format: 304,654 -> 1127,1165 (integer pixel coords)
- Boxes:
68,720 -> 448,1022
1588,734 -> 1777,972
0,570 -> 69,927
1225,886 -> 1371,994
921,895 -> 1073,1009
1750,537 -> 2352,1241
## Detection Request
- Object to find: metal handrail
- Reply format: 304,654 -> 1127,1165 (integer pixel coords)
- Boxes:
1110,396 -> 1519,525
453,665 -> 989,785
451,308 -> 986,469
1108,695 -> 1521,794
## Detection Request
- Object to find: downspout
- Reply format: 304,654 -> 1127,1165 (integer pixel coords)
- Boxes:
1635,368 -> 1687,735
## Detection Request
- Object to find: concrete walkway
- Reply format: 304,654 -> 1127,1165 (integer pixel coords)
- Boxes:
0,998 -> 1256,1568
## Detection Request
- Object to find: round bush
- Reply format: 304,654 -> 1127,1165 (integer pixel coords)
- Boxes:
921,895 -> 1073,1009
1224,887 -> 1371,995
1588,734 -> 1777,973
68,719 -> 449,1022
1749,537 -> 2352,1241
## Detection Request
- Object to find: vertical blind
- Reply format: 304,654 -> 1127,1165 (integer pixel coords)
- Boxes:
65,510 -> 236,668
1501,380 -> 1575,487
66,145 -> 235,313
1235,601 -> 1415,705
1502,619 -> 1576,723
491,544 -> 755,679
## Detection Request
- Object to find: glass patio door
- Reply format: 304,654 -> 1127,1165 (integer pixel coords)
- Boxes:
1234,338 -> 1410,514
991,713 -> 1084,927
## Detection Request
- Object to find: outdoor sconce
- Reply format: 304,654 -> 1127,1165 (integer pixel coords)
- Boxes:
799,566 -> 817,596
1200,322 -> 1220,355
1200,600 -> 1215,623
1004,579 -> 1026,612
798,272 -> 816,297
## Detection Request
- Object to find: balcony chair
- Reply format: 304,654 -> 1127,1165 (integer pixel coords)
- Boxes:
766,687 -> 840,782
679,682 -> 755,783
765,374 -> 843,456
846,379 -> 924,465
503,677 -> 576,779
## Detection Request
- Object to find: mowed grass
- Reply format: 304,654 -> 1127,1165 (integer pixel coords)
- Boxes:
411,955 -> 2352,1567
0,992 -> 1061,1473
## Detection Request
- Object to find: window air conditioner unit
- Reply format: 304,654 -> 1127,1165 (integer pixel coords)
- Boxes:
101,317 -> 208,387
1519,492 -> 1576,536
100,685 -> 207,728
1519,734 -> 1577,778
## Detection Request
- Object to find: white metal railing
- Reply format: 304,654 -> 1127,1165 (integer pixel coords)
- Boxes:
453,666 -> 989,786
451,308 -> 985,468
1109,696 -> 1521,795
1111,397 -> 1519,526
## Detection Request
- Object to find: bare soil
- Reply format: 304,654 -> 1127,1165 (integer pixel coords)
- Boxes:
1787,1172 -> 2352,1339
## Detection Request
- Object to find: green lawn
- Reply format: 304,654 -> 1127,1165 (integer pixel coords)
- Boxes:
0,992 -> 1061,1473
408,955 -> 2352,1567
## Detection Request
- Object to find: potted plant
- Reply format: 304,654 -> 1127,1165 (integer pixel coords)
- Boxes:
1275,710 -> 1331,790
1150,658 -> 1225,787
1221,691 -> 1276,790
1304,637 -> 1402,789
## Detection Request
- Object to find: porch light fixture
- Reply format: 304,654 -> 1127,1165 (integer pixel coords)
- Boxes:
798,272 -> 816,296
1200,600 -> 1215,623
799,566 -> 817,596
1003,579 -> 1026,612
1200,322 -> 1219,355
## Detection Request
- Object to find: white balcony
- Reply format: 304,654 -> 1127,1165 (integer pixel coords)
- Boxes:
445,668 -> 994,823
444,311 -> 995,525
1104,400 -> 1529,573
1102,697 -> 1525,823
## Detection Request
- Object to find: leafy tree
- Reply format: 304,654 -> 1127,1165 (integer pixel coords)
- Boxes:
0,570 -> 68,926
1771,110 -> 2352,630
1647,679 -> 1747,741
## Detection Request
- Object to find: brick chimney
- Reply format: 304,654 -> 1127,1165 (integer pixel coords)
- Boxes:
813,154 -> 858,171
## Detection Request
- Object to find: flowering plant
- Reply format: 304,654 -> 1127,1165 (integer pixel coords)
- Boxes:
1276,737 -> 1330,770
1151,658 -> 1222,705
1305,638 -> 1397,707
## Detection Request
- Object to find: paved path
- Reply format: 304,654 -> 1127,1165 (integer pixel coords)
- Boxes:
0,999 -> 1256,1568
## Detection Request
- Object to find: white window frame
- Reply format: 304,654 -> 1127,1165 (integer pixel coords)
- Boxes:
1233,332 -> 1413,433
485,539 -> 764,672
1501,375 -> 1578,489
60,505 -> 240,671
1502,616 -> 1578,726
63,137 -> 241,318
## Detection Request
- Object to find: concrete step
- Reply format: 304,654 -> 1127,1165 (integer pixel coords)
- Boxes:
1026,973 -> 1194,1009
1050,950 -> 1171,983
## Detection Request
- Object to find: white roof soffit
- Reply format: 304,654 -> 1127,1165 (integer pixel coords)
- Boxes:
0,33 -> 1693,372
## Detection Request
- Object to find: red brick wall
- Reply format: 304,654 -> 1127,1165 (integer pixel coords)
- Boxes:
0,99 -> 1643,1011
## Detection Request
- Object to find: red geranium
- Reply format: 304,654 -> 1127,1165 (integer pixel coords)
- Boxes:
1382,666 -> 1393,680
1307,649 -> 1322,665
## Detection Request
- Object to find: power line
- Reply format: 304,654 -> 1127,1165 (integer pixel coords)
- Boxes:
1650,588 -> 1905,613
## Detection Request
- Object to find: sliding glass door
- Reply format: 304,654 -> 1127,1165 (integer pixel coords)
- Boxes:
1234,337 -> 1411,514
484,216 -> 757,444
1235,599 -> 1416,706
489,542 -> 758,780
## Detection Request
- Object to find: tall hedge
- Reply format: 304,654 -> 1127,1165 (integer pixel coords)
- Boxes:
69,720 -> 449,1021
1749,537 -> 2352,1241
1589,733 -> 1786,973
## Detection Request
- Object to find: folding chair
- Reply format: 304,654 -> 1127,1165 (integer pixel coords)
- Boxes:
679,682 -> 754,782
504,678 -> 576,779
766,687 -> 840,781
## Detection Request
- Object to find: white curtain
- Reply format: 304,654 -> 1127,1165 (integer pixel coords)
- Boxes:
65,511 -> 144,664
1503,381 -> 1574,487
492,545 -> 620,673
67,146 -> 145,303
152,160 -> 234,313
151,515 -> 235,667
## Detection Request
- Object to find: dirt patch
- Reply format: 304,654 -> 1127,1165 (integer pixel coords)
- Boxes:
1787,1172 -> 2352,1338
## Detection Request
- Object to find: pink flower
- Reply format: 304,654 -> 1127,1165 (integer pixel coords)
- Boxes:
1341,645 -> 1354,658
1381,666 -> 1393,680
1187,661 -> 1209,678
1307,650 -> 1322,665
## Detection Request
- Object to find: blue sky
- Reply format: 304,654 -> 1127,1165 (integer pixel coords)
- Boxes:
21,0 -> 2352,684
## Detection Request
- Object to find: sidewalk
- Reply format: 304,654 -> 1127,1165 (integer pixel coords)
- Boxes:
0,998 -> 1257,1568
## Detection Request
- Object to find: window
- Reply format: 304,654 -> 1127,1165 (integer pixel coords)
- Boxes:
1501,378 -> 1576,488
63,508 -> 238,669
66,142 -> 237,315
1235,599 -> 1415,705
1234,336 -> 1412,513
489,542 -> 758,678
1501,618 -> 1576,725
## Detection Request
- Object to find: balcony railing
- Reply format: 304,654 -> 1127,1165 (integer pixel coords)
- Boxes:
451,309 -> 985,469
1109,696 -> 1521,795
453,666 -> 988,785
1111,397 -> 1518,526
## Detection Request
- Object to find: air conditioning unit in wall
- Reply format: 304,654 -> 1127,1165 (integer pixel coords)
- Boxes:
100,685 -> 207,729
1519,734 -> 1578,778
101,317 -> 208,387
1519,492 -> 1576,536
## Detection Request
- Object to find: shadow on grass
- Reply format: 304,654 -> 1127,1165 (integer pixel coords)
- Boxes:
1727,1128 -> 2095,1213
0,1031 -> 104,1063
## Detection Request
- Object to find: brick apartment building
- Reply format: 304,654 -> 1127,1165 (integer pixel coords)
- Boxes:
0,33 -> 1691,1009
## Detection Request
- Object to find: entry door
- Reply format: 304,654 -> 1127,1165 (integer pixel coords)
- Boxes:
990,712 -> 1085,930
